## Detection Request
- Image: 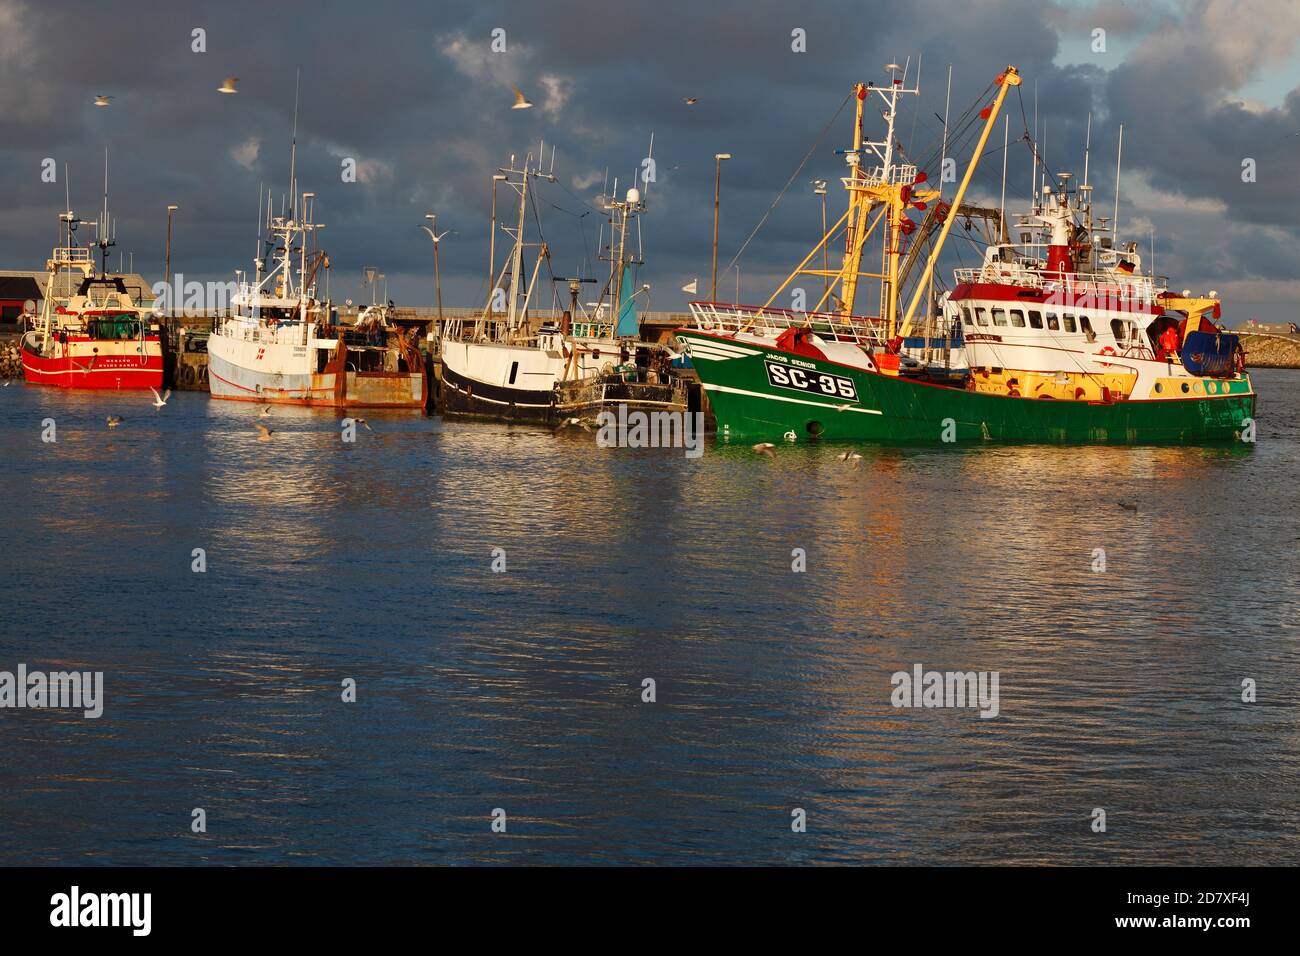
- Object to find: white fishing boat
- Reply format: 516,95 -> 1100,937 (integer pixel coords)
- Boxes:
438,150 -> 683,423
207,191 -> 426,410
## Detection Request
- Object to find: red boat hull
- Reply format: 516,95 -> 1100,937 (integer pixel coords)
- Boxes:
21,336 -> 164,390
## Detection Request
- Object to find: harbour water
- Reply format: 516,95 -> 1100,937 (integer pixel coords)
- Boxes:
1,370 -> 1297,865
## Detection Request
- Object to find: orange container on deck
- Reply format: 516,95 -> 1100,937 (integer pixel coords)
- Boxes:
875,352 -> 901,376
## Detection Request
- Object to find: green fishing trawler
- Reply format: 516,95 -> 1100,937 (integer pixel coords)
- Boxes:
675,64 -> 1255,445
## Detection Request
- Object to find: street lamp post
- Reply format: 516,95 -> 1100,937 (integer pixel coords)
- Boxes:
165,204 -> 178,316
711,153 -> 731,302
425,213 -> 444,323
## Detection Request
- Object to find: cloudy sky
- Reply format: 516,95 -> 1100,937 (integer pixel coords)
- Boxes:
1,0 -> 1297,322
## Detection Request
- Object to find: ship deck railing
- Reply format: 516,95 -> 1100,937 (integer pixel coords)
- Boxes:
686,301 -> 890,350
952,267 -> 1166,306
51,247 -> 93,265
852,163 -> 918,187
439,314 -> 549,346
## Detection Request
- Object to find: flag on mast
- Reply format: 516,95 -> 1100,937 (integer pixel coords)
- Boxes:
617,264 -> 640,338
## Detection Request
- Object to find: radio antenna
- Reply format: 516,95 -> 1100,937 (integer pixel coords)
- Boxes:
288,70 -> 300,220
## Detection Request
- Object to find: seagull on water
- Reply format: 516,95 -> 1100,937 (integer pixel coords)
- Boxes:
1117,500 -> 1138,512
149,387 -> 171,409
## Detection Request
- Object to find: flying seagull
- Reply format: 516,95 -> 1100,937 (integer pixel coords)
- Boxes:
93,95 -> 113,107
259,405 -> 272,417
837,450 -> 863,462
217,77 -> 239,94
1117,500 -> 1138,512
684,97 -> 698,106
352,417 -> 373,431
554,416 -> 593,432
106,415 -> 123,428
255,422 -> 273,441
511,86 -> 533,110
752,442 -> 776,457
149,387 -> 171,409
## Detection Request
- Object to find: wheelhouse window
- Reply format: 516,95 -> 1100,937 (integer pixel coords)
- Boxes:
1110,318 -> 1128,343
991,308 -> 1009,327
1046,312 -> 1060,331
1062,314 -> 1077,333
1028,310 -> 1044,329
1010,309 -> 1026,328
1080,316 -> 1096,341
975,308 -> 989,326
89,315 -> 141,340
962,308 -> 973,327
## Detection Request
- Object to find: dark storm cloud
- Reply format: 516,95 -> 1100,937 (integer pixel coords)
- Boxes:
0,0 -> 1295,318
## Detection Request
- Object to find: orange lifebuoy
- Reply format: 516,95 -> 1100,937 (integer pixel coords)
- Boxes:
1099,346 -> 1116,356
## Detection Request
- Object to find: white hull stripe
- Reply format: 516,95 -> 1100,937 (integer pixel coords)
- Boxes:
702,382 -> 883,414
686,349 -> 745,362
442,381 -> 551,409
22,363 -> 157,376
686,341 -> 761,357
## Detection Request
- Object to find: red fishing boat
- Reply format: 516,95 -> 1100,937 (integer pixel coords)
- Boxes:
20,208 -> 163,390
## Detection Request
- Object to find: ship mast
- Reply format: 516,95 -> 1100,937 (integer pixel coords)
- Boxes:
507,158 -> 529,331
487,148 -> 557,338
599,182 -> 646,335
758,63 -> 938,336
94,149 -> 116,278
897,66 -> 1021,339
875,62 -> 911,336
